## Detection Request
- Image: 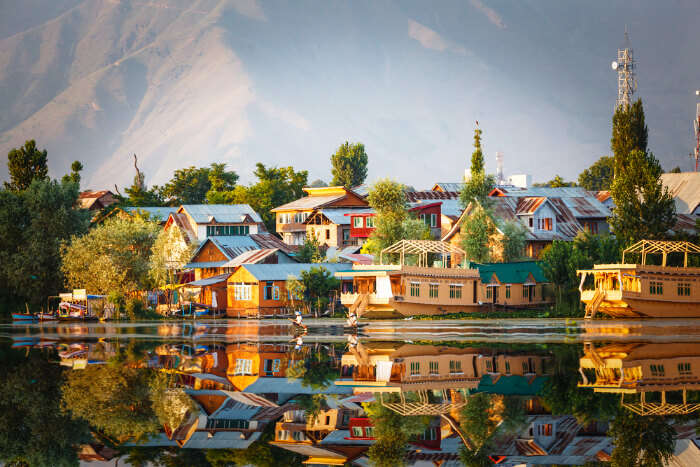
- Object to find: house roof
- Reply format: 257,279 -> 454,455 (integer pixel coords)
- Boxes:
250,233 -> 297,255
406,190 -> 460,201
471,261 -> 548,284
491,187 -> 610,219
184,430 -> 262,449
187,273 -> 231,286
124,206 -> 178,221
193,236 -> 261,261
433,182 -> 465,192
238,263 -> 350,281
310,208 -> 374,225
475,374 -> 548,396
241,376 -> 355,395
515,197 -> 547,215
271,194 -> 345,212
661,172 -> 700,214
179,204 -> 263,224
222,249 -> 279,267
595,190 -> 612,203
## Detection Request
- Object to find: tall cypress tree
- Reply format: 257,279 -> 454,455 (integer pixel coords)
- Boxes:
470,125 -> 485,178
611,99 -> 648,177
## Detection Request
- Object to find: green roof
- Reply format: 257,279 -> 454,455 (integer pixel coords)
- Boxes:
471,261 -> 547,284
475,374 -> 548,396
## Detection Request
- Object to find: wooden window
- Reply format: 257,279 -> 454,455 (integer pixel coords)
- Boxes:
410,361 -> 420,376
429,283 -> 439,298
353,217 -> 363,228
325,229 -> 331,240
485,360 -> 493,372
522,361 -> 529,373
234,358 -> 253,375
450,284 -> 462,299
233,283 -> 251,301
352,427 -> 363,437
429,361 -> 439,375
650,281 -> 664,295
365,426 -> 375,438
410,282 -> 420,297
505,361 -> 511,374
430,213 -> 437,227
449,360 -> 462,374
650,364 -> 665,377
538,424 -> 552,436
529,217 -> 533,228
505,285 -> 511,299
678,282 -> 691,296
679,363 -> 692,376
366,216 -> 375,228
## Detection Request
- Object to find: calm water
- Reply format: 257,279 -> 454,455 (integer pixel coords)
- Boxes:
1,318 -> 699,466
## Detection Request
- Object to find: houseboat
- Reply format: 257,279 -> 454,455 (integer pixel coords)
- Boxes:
577,240 -> 700,319
336,240 -> 481,317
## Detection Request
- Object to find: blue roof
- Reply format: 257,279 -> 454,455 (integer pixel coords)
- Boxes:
124,206 -> 177,220
475,374 -> 548,395
471,261 -> 548,284
192,236 -> 260,261
181,204 -> 263,224
243,377 -> 354,396
240,263 -> 351,281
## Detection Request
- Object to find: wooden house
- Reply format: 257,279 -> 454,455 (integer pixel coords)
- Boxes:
165,204 -> 266,245
472,261 -> 552,306
406,190 -> 463,238
305,208 -> 372,248
271,186 -> 369,246
225,263 -> 349,317
77,190 -> 117,211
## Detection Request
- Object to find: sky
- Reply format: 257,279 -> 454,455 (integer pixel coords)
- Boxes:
1,0 -> 699,190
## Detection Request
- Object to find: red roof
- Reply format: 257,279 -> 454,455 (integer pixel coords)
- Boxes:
595,190 -> 611,202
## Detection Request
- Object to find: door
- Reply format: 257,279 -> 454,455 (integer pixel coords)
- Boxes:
492,286 -> 498,304
528,285 -> 533,302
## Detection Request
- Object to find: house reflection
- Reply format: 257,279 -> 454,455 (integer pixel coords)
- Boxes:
579,342 -> 700,415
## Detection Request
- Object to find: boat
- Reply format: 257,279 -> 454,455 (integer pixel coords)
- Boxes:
36,312 -> 57,321
12,313 -> 36,322
578,240 -> 700,319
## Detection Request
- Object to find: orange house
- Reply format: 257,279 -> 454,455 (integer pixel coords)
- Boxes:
226,342 -> 290,391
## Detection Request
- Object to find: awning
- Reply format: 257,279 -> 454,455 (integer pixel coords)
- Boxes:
183,261 -> 227,269
187,273 -> 231,287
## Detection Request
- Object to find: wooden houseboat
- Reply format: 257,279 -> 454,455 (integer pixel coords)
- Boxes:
335,240 -> 481,317
577,240 -> 700,319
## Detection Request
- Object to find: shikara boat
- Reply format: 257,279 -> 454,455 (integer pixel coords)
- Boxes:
578,240 -> 700,319
11,313 -> 36,322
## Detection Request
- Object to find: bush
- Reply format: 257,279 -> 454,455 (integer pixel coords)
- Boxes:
125,297 -> 146,320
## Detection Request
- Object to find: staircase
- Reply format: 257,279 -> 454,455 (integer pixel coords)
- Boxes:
349,293 -> 369,318
584,289 -> 605,319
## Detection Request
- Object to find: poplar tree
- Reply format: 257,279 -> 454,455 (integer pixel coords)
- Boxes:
4,140 -> 48,191
330,141 -> 368,189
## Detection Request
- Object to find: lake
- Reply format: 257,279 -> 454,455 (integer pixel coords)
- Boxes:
1,318 -> 698,466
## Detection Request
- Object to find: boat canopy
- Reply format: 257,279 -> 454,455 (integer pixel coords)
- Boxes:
622,240 -> 700,267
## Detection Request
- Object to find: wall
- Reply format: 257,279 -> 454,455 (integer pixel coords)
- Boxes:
191,241 -> 229,280
226,267 -> 292,316
400,271 -> 480,307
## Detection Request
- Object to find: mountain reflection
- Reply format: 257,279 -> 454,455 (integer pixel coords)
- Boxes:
3,322 -> 700,465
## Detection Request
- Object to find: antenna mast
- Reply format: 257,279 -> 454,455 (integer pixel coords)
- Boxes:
611,28 -> 637,109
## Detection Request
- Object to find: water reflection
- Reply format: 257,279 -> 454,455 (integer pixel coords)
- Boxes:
1,321 -> 699,465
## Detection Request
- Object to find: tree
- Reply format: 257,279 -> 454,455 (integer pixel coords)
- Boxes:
308,178 -> 328,187
362,179 -> 410,258
539,240 -> 574,303
460,393 -> 498,449
61,216 -> 161,295
500,220 -> 527,262
609,409 -> 675,467
62,160 -> 84,185
0,349 -> 90,466
0,178 -> 90,311
461,205 -> 496,263
331,141 -> 368,188
611,99 -> 648,175
149,226 -> 196,289
461,124 -> 496,208
62,363 -> 160,442
286,348 -> 339,390
4,140 -> 48,191
668,166 -> 682,173
296,233 -> 326,263
533,175 -> 575,188
578,156 -> 614,191
286,266 -> 340,315
609,149 -> 676,246
149,373 -> 196,433
225,163 -> 308,231
124,155 -> 163,206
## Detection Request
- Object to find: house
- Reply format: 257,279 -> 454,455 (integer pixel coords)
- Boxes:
660,172 -> 700,217
226,342 -> 291,391
472,261 -> 553,306
77,190 -> 117,211
164,204 -> 266,245
432,183 -> 464,193
272,398 -> 359,446
271,186 -> 369,246
305,208 -> 373,248
226,263 -> 349,317
595,190 -> 614,210
443,188 -> 610,259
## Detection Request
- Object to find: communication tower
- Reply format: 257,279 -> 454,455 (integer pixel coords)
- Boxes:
611,29 -> 637,108
495,151 -> 505,185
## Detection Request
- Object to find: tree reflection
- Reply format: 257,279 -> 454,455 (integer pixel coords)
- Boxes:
609,410 -> 676,467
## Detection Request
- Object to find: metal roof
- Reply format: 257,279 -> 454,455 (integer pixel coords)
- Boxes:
124,206 -> 178,220
311,208 -> 374,225
249,233 -> 297,255
433,182 -> 465,192
184,430 -> 261,450
515,197 -> 547,215
406,190 -> 460,201
180,204 -> 263,224
187,273 -> 231,286
241,376 -> 354,395
221,249 -> 279,267
494,187 -> 610,218
201,236 -> 260,260
661,172 -> 700,214
238,263 -> 350,281
270,194 -> 344,212
472,261 -> 548,284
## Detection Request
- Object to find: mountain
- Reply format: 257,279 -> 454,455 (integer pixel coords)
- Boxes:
1,1 -> 699,190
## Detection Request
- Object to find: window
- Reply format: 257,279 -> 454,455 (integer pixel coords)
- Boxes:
537,424 -> 552,436
505,285 -> 511,299
679,363 -> 692,376
366,216 -> 375,228
431,213 -> 437,227
543,218 -> 552,230
365,426 -> 375,438
449,360 -> 462,374
678,282 -> 691,296
292,431 -> 306,441
449,284 -> 462,299
410,361 -> 420,376
264,359 -> 281,374
410,282 -> 420,297
354,217 -> 363,228
234,358 -> 253,375
421,427 -> 438,441
485,360 -> 493,372
429,361 -> 439,375
650,281 -> 663,295
505,361 -> 511,374
207,225 -> 248,236
486,287 -> 492,299
343,229 -> 350,242
233,283 -> 251,301
206,419 -> 249,429
325,229 -> 330,240
429,283 -> 439,298
528,217 -> 533,228
650,364 -> 665,377
522,361 -> 529,373
352,426 -> 364,437
264,281 -> 274,300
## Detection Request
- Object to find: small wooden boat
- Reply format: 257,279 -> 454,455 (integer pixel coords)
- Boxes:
36,312 -> 57,321
12,313 -> 36,321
